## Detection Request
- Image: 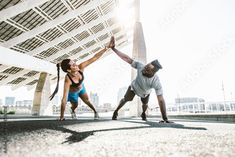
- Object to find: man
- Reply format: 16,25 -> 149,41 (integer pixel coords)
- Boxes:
109,36 -> 171,123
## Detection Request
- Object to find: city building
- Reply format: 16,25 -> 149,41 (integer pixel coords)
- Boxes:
5,99 -> 33,114
206,101 -> 235,112
15,100 -> 23,106
5,97 -> 15,106
102,103 -> 112,112
103,103 -> 112,110
90,92 -> 99,108
164,97 -> 235,113
117,87 -> 128,105
175,97 -> 205,113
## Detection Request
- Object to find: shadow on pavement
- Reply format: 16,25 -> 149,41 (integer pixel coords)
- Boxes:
58,125 -> 152,144
122,120 -> 207,130
0,118 -> 207,145
57,119 -> 207,144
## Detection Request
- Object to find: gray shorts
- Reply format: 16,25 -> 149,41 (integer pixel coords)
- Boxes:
124,86 -> 150,104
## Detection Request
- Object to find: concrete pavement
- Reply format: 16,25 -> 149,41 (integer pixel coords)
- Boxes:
0,117 -> 235,157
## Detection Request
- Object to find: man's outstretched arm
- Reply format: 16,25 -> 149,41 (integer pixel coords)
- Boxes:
112,47 -> 133,64
157,95 -> 168,121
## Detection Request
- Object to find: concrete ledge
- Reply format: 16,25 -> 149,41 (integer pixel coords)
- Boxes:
159,113 -> 235,123
1,113 -> 235,123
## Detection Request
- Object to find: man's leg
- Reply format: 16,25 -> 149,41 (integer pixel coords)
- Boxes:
140,94 -> 150,121
112,86 -> 135,120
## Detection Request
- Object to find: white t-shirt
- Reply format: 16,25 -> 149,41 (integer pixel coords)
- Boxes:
131,61 -> 163,98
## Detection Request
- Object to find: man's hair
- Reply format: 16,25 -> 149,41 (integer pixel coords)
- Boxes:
151,59 -> 162,71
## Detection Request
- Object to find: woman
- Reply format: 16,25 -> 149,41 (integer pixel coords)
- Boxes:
50,39 -> 112,121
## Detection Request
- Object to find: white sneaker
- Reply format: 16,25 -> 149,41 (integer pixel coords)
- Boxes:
70,108 -> 77,119
72,112 -> 77,119
94,112 -> 99,120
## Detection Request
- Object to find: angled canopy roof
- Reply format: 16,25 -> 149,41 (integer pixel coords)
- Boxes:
0,0 -> 133,90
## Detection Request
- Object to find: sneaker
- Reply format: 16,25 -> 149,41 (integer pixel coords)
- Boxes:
70,108 -> 77,119
159,120 -> 173,123
59,117 -> 65,121
141,112 -> 147,121
112,111 -> 118,120
94,112 -> 99,120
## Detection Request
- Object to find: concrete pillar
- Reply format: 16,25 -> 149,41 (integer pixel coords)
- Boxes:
129,22 -> 147,117
32,72 -> 52,116
124,0 -> 147,117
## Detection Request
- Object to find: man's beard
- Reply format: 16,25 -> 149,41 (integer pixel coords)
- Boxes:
142,71 -> 154,78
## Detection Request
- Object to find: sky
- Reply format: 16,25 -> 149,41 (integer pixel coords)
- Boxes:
139,0 -> 235,103
1,0 -> 235,107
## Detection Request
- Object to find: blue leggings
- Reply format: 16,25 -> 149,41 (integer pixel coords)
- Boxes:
67,84 -> 86,104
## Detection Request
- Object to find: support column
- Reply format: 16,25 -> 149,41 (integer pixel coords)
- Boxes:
32,72 -> 52,116
128,0 -> 147,117
129,22 -> 147,117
